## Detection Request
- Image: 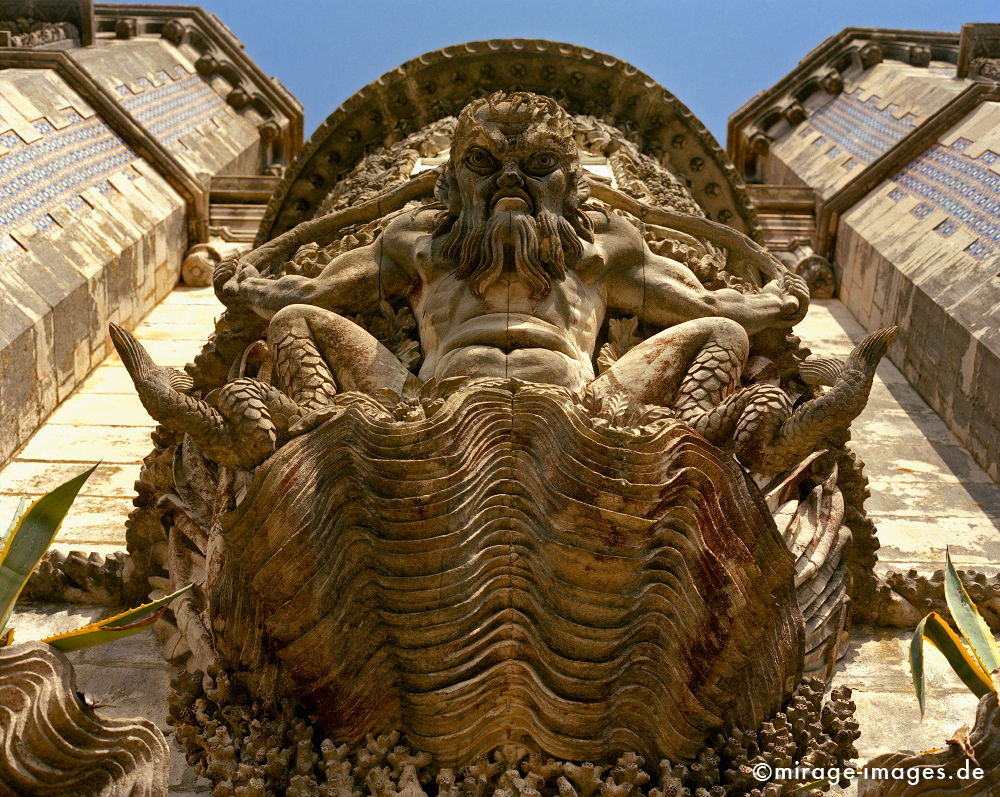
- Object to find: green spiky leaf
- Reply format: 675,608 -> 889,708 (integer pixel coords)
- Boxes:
2,498 -> 27,548
42,584 -> 193,652
944,548 -> 1000,674
0,465 -> 97,638
910,611 -> 994,716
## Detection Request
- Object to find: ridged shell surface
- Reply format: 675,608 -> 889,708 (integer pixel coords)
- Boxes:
0,642 -> 168,796
214,383 -> 804,767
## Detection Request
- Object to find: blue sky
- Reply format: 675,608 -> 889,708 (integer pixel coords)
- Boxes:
119,1 -> 998,147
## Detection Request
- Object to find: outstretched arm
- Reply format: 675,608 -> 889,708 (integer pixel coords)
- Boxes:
218,217 -> 417,319
602,214 -> 808,334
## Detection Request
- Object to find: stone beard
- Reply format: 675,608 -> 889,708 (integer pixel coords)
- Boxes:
436,189 -> 595,300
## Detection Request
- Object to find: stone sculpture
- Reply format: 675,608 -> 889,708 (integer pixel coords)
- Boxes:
0,641 -> 168,796
115,89 -> 889,786
114,93 -> 891,478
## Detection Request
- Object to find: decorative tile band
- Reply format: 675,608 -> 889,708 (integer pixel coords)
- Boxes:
889,144 -> 1000,261
118,72 -> 235,154
803,89 -> 916,167
0,109 -> 139,262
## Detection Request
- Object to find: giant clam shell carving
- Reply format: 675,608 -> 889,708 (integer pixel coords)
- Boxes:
211,382 -> 804,766
0,641 -> 168,796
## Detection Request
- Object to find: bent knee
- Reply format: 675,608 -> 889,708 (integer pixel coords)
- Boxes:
270,303 -> 330,328
677,316 -> 749,357
712,317 -> 750,357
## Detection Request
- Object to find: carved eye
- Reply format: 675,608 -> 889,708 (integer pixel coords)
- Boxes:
525,151 -> 559,175
465,147 -> 497,173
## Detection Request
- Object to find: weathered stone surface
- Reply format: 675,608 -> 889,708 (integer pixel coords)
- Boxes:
0,641 -> 169,796
213,383 -> 803,766
0,65 -> 187,464
0,3 -> 300,469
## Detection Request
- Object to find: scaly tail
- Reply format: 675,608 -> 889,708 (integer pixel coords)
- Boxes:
109,324 -> 302,471
744,326 -> 898,474
689,383 -> 792,448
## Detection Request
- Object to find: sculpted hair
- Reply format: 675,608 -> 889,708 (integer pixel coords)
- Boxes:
435,91 -> 594,298
451,92 -> 577,165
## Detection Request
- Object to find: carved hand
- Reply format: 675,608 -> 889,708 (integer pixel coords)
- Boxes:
213,254 -> 243,307
761,273 -> 810,327
233,265 -> 272,310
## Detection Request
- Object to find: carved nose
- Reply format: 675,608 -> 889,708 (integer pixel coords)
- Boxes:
497,165 -> 523,188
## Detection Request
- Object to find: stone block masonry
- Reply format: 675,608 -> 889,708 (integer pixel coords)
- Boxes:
71,38 -> 260,179
0,66 -> 187,465
764,61 -> 964,200
837,100 -> 1000,482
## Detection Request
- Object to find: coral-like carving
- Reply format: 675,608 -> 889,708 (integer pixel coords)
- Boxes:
0,642 -> 169,796
21,550 -> 126,605
169,667 -> 859,796
857,692 -> 1000,796
878,569 -> 1000,633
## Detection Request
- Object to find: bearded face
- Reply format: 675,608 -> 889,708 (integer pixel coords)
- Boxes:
436,93 -> 594,299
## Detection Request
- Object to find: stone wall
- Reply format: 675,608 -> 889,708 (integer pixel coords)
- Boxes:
729,25 -> 999,482
0,3 -> 303,468
0,65 -> 186,465
763,62 -> 964,199
837,101 -> 1000,481
71,38 -> 260,179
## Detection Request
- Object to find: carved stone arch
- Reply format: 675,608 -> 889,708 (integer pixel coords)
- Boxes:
829,49 -> 855,75
792,78 -> 822,105
257,39 -> 763,245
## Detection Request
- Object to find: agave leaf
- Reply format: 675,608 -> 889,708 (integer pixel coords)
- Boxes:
944,548 -> 1000,674
2,497 -> 27,548
0,465 -> 97,636
42,583 -> 192,652
911,611 -> 994,716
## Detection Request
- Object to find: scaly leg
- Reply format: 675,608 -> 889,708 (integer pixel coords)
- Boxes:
267,305 -> 410,411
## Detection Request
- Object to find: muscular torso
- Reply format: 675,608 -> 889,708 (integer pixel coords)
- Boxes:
385,208 -> 618,392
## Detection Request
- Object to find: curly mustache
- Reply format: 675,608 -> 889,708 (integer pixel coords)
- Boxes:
438,206 -> 594,299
